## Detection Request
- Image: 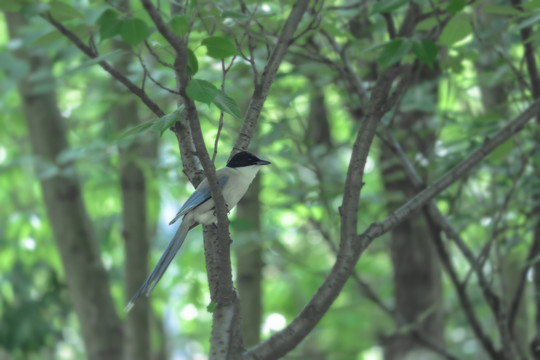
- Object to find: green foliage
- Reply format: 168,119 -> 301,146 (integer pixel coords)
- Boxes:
213,90 -> 242,120
187,48 -> 199,75
371,0 -> 408,14
2,0 -> 540,359
0,262 -> 70,355
412,39 -> 438,68
201,36 -> 238,59
186,79 -> 241,119
206,301 -> 217,313
439,14 -> 472,47
170,15 -> 189,37
121,105 -> 185,138
447,0 -> 467,14
48,1 -> 82,21
186,79 -> 220,103
120,18 -> 150,46
97,9 -> 121,40
377,37 -> 412,70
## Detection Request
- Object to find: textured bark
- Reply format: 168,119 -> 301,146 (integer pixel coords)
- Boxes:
533,218 -> 540,358
475,6 -> 530,356
380,74 -> 445,359
380,149 -> 445,360
501,254 -> 529,358
508,0 -> 540,356
306,84 -> 332,147
111,43 -> 153,360
105,0 -> 154,351
7,13 -> 123,360
235,174 -> 263,348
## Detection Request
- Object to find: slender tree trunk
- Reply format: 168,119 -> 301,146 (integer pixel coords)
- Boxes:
532,218 -> 540,357
7,13 -> 123,360
475,6 -> 531,357
105,2 -> 155,351
235,177 -> 263,348
112,64 -> 154,360
380,148 -> 445,359
380,74 -> 445,359
117,99 -> 152,360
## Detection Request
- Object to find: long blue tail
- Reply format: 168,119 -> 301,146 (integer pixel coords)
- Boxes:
125,219 -> 190,312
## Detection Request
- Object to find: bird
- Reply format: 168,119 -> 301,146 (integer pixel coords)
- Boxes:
125,151 -> 271,311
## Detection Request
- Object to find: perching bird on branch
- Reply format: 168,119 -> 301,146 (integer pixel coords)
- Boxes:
126,151 -> 271,311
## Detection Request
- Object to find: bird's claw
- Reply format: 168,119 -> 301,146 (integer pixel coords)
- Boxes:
212,204 -> 231,217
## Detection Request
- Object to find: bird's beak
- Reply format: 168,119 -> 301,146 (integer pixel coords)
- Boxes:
256,159 -> 271,165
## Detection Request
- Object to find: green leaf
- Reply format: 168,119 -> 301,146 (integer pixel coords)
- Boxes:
358,41 -> 389,56
482,5 -> 522,16
21,3 -> 50,17
206,301 -> 218,313
213,91 -> 241,119
0,0 -> 23,11
120,18 -> 150,46
377,37 -> 412,70
97,9 -> 122,40
186,79 -> 219,103
201,36 -> 238,59
151,105 -> 185,136
447,0 -> 467,14
522,1 -> 540,11
371,0 -> 408,14
119,122 -> 155,139
63,49 -> 125,76
412,39 -> 438,68
33,30 -> 63,46
49,1 -> 83,21
439,14 -> 472,47
170,15 -> 189,36
416,17 -> 438,31
32,24 -> 87,46
221,10 -> 250,19
118,105 -> 184,139
513,13 -> 540,32
488,138 -> 514,163
187,48 -> 199,75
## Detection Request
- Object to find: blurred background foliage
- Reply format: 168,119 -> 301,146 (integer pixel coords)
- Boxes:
1,0 -> 540,359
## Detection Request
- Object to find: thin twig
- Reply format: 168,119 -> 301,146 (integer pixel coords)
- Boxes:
135,52 -> 181,95
45,13 -> 166,117
143,40 -> 175,69
232,0 -> 311,154
308,217 -> 396,319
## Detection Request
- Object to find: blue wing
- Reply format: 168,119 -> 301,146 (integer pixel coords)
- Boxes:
169,175 -> 229,225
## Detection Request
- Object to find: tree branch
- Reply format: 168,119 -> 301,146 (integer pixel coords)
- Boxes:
381,128 -> 501,357
244,58 -> 408,358
139,0 -> 184,57
359,99 -> 540,252
233,0 -> 311,153
245,96 -> 540,360
45,13 -> 165,118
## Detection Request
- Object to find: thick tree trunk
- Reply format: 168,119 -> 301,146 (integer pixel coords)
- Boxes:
7,13 -> 123,360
